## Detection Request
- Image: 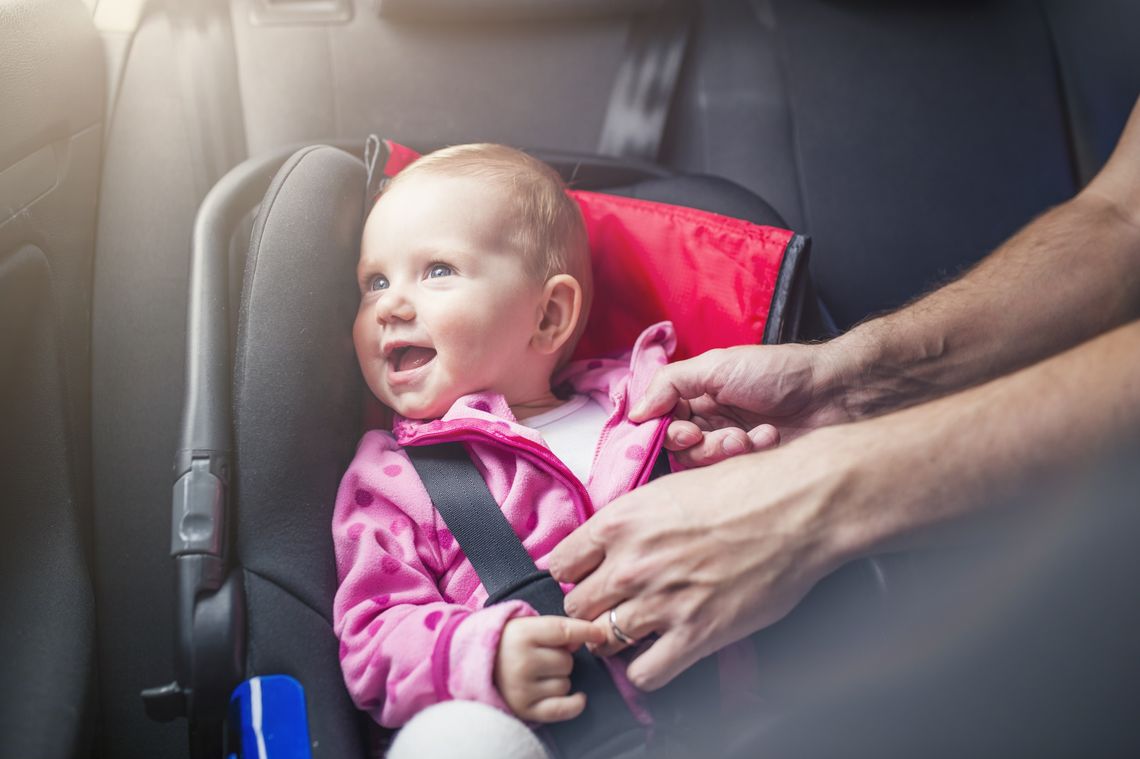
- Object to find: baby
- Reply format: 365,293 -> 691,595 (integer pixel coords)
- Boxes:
331,144 -> 698,752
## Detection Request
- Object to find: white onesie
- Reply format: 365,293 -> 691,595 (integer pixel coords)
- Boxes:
521,394 -> 610,484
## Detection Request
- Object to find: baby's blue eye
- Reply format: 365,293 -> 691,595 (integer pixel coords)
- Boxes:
368,275 -> 389,291
427,264 -> 454,279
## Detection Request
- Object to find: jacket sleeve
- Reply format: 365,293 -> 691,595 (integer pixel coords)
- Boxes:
332,431 -> 536,727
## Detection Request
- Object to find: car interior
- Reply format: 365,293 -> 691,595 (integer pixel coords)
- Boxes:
2,0 -> 1139,757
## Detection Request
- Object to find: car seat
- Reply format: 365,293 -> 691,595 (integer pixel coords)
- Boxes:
147,139 -> 883,757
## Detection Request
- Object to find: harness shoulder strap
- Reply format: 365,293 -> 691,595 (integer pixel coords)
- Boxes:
405,441 -> 647,759
405,442 -> 552,605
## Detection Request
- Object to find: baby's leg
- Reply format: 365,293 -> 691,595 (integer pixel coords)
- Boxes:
386,700 -> 550,759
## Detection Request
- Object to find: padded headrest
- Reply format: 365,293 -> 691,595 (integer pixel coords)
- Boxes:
369,139 -> 807,361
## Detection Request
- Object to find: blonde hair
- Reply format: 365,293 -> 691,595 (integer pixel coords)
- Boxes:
383,143 -> 590,287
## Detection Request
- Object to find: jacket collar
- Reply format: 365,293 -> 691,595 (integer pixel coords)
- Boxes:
391,321 -> 675,446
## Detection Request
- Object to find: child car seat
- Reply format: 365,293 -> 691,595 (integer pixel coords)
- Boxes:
147,140 -> 883,757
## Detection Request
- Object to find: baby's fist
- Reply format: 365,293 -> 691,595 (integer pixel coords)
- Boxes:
494,615 -> 607,723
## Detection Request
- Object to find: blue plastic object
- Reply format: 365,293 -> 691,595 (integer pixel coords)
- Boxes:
227,676 -> 313,759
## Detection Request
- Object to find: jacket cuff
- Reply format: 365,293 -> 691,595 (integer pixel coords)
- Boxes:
438,600 -> 537,713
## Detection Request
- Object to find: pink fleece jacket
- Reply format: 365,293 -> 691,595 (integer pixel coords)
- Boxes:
333,322 -> 738,729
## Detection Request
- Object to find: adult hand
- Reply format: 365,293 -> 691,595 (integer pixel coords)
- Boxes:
549,430 -> 859,691
493,615 -> 607,722
630,343 -> 856,467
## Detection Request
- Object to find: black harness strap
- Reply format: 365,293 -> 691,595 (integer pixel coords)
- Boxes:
406,443 -> 645,759
406,442 -> 549,602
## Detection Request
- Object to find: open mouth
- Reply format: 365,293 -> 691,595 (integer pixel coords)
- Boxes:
389,345 -> 437,375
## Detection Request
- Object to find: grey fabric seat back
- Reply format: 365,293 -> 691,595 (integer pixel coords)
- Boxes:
1,0 -> 104,755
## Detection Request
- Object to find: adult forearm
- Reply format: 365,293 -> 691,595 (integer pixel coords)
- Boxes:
822,319 -> 1140,563
823,99 -> 1140,421
828,195 -> 1140,419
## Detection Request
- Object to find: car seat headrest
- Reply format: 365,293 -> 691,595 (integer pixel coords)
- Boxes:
369,139 -> 807,362
568,189 -> 799,362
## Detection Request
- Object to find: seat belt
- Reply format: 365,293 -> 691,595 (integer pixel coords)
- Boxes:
406,443 -> 647,759
597,0 -> 694,163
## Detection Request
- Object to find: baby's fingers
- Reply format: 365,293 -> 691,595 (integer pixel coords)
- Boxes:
529,677 -> 573,701
527,692 -> 588,724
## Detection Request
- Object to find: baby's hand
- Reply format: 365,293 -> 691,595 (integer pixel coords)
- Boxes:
494,615 -> 607,723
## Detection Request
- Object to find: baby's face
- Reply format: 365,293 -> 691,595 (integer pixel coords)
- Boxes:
355,174 -> 549,419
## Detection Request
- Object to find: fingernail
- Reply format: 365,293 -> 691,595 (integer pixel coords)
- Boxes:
629,401 -> 647,419
564,602 -> 578,617
676,429 -> 699,446
722,436 -> 747,456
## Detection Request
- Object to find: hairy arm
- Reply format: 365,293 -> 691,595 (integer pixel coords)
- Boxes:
829,98 -> 1140,420
823,318 -> 1140,562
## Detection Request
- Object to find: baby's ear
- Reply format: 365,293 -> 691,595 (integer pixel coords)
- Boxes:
533,274 -> 583,356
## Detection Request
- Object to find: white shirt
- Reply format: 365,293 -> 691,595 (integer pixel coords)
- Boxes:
521,394 -> 610,484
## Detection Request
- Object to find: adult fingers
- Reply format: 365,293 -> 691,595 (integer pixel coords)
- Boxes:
560,548 -> 629,624
663,419 -> 703,451
590,603 -> 658,657
629,352 -> 725,422
749,423 -> 780,451
670,427 -> 754,468
557,487 -> 661,620
558,490 -> 660,621
548,518 -> 607,584
527,693 -> 588,724
625,631 -> 705,692
527,616 -> 608,650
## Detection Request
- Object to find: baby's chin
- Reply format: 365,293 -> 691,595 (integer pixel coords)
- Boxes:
385,394 -> 457,422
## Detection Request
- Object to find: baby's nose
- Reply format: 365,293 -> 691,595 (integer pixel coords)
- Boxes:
375,289 -> 415,322
376,290 -> 412,321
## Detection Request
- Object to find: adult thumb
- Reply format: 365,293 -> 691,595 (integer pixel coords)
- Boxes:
630,354 -> 719,422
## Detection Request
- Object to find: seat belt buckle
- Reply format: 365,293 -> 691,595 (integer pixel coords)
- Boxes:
227,676 -> 313,759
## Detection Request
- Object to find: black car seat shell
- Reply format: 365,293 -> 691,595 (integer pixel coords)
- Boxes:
163,140 -> 822,756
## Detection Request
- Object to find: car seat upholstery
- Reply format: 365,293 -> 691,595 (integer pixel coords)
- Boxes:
232,145 -> 371,757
